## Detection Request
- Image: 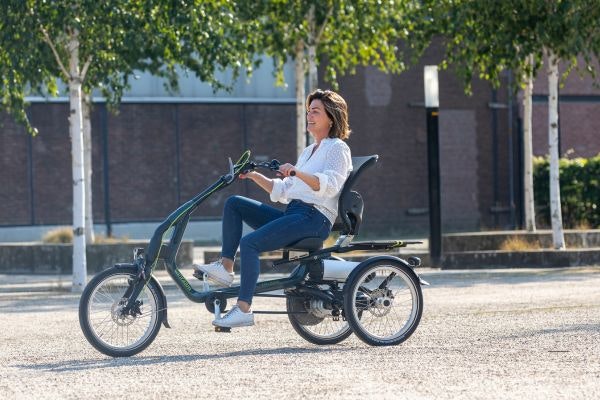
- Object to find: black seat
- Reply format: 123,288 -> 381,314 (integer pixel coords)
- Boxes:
283,155 -> 379,252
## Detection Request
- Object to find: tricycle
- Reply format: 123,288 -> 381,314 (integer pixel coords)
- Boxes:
78,150 -> 427,357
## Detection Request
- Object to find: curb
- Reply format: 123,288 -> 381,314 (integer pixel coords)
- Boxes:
442,248 -> 600,269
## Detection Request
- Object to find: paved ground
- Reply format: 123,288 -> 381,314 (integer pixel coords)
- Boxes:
1,267 -> 599,399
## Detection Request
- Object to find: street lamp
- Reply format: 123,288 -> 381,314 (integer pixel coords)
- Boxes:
424,66 -> 442,267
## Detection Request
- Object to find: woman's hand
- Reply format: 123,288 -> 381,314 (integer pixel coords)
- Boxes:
277,163 -> 297,177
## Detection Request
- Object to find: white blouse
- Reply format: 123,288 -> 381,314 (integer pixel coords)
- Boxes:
270,138 -> 352,225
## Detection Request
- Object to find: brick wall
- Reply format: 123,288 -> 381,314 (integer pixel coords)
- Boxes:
2,57 -> 599,237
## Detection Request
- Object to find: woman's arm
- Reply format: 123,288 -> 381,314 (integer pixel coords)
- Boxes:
242,171 -> 274,194
278,163 -> 320,191
295,170 -> 320,191
278,141 -> 351,196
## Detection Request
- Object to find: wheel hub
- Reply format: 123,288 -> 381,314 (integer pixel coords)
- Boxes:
368,289 -> 393,317
309,299 -> 332,319
111,299 -> 137,326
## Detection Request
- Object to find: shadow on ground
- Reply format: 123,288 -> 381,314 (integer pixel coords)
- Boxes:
14,346 -> 353,373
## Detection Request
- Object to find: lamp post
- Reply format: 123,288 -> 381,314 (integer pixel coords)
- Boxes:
424,66 -> 442,267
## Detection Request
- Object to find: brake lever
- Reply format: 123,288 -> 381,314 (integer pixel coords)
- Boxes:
270,159 -> 296,176
269,159 -> 281,170
223,157 -> 235,184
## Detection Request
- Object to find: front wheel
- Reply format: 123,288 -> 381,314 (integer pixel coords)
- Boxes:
344,259 -> 423,346
79,266 -> 165,357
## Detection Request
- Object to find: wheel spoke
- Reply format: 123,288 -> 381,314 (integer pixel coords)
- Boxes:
346,263 -> 422,345
83,272 -> 159,352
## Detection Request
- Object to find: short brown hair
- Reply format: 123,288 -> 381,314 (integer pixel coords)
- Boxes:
306,89 -> 351,140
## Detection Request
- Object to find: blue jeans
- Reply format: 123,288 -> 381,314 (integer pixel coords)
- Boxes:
221,195 -> 331,304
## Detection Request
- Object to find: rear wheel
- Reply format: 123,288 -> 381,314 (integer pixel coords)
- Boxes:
79,266 -> 165,357
344,259 -> 422,346
286,293 -> 352,345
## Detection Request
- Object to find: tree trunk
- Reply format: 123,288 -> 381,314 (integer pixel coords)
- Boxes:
307,45 -> 318,92
306,5 -> 318,148
295,39 -> 306,158
83,92 -> 95,244
306,44 -> 318,148
523,54 -> 536,232
307,4 -> 318,94
546,49 -> 565,249
68,31 -> 87,291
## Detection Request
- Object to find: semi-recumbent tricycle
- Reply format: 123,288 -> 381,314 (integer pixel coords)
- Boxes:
78,150 -> 428,357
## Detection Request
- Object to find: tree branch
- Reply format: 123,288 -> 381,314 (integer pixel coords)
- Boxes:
314,6 -> 334,44
39,25 -> 70,80
80,56 -> 92,82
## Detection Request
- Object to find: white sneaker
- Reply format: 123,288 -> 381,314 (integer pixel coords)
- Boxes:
212,305 -> 254,328
193,260 -> 234,287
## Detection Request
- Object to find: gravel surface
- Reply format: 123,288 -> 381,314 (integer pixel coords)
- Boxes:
1,267 -> 599,399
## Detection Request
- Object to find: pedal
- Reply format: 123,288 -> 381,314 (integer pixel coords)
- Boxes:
214,326 -> 231,333
193,270 -> 205,280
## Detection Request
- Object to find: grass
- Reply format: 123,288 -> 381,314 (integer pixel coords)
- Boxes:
573,221 -> 593,230
42,227 -> 128,244
42,227 -> 73,244
499,236 -> 542,251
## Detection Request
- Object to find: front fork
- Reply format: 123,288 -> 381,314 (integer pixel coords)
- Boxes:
122,248 -> 152,315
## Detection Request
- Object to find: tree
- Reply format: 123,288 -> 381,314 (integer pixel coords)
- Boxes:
418,0 -> 600,248
0,0 -> 259,291
522,55 -> 536,232
74,1 -> 260,244
238,0 -> 409,157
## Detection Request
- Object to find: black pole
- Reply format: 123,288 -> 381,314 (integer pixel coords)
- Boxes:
241,104 -> 250,197
174,104 -> 181,205
27,130 -> 35,225
101,104 -> 112,237
516,116 -> 525,229
426,107 -> 442,267
491,88 -> 499,227
507,71 -> 516,229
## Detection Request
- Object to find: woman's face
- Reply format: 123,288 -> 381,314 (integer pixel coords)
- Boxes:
306,99 -> 331,139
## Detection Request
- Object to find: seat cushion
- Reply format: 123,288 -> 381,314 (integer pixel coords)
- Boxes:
282,237 -> 324,252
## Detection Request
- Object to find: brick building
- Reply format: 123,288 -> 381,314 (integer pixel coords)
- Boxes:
1,52 -> 599,241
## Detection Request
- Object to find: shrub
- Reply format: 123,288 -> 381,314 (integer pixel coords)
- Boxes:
499,236 -> 542,251
94,234 -> 129,244
42,228 -> 128,244
42,227 -> 73,243
533,154 -> 600,229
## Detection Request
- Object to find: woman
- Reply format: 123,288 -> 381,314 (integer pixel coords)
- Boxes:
195,89 -> 352,328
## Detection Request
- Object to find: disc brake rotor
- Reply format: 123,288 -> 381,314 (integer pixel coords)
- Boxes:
111,298 -> 137,326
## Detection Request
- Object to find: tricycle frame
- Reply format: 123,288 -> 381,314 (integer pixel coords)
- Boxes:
79,150 -> 427,356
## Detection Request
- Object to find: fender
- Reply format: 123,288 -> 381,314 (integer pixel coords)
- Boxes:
150,275 -> 171,328
345,255 -> 429,287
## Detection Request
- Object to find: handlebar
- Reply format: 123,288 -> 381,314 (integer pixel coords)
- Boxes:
223,151 -> 297,182
243,159 -> 297,176
241,159 -> 281,174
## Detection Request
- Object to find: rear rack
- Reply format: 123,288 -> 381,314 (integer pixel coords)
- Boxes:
272,240 -> 423,266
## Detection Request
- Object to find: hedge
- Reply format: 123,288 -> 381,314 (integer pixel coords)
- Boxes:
533,154 -> 600,228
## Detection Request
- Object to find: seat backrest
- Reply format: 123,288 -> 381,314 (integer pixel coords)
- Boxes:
333,155 -> 378,235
